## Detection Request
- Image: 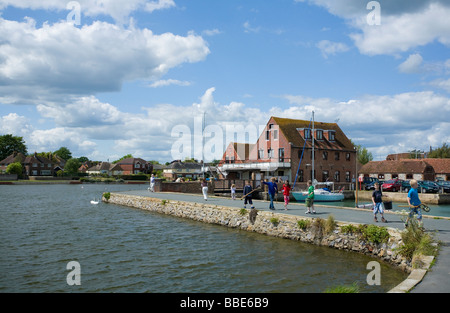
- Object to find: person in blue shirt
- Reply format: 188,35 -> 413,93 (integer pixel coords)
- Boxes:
262,177 -> 278,210
243,181 -> 255,209
406,179 -> 422,227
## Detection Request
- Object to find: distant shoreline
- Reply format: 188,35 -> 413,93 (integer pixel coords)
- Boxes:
0,180 -> 148,185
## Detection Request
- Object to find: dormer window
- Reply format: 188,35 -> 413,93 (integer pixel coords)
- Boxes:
316,130 -> 323,140
304,128 -> 311,139
329,131 -> 336,141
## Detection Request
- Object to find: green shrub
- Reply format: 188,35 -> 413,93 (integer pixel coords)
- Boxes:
270,217 -> 279,226
103,192 -> 110,200
340,224 -> 358,234
324,282 -> 359,293
325,215 -> 336,234
297,219 -> 311,230
396,218 -> 437,261
239,208 -> 247,216
359,224 -> 390,244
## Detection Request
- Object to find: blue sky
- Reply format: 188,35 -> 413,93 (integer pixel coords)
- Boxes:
0,0 -> 449,163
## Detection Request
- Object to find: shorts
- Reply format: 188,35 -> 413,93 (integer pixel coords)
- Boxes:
373,202 -> 384,215
284,195 -> 290,205
305,198 -> 314,207
409,206 -> 422,220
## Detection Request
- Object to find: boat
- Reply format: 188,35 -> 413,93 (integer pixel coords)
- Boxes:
291,111 -> 345,202
357,203 -> 374,209
292,182 -> 345,202
90,199 -> 99,205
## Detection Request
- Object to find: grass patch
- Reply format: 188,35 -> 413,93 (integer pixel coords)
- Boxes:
324,282 -> 359,293
297,219 -> 311,230
102,192 -> 110,200
396,218 -> 438,262
359,224 -> 390,244
270,217 -> 279,226
239,208 -> 247,216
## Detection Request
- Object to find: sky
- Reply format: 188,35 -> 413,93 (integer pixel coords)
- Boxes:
0,0 -> 449,163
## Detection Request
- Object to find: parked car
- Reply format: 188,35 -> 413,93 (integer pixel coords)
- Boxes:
364,178 -> 380,190
402,180 -> 411,192
418,180 -> 439,193
382,179 -> 402,192
436,181 -> 450,193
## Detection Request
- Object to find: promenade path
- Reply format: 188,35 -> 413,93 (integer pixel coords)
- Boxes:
118,190 -> 450,293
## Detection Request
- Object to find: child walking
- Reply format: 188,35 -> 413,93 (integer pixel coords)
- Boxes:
305,180 -> 315,214
372,183 -> 387,223
243,180 -> 255,209
231,184 -> 236,200
406,179 -> 422,228
282,181 -> 291,210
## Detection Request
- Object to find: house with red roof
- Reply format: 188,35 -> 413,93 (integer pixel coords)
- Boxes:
218,116 -> 357,185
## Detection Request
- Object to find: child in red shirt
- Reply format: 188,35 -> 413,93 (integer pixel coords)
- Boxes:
282,181 -> 291,210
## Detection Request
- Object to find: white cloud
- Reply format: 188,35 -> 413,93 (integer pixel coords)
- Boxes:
36,96 -> 122,127
243,21 -> 261,33
429,78 -> 450,93
398,53 -> 423,73
279,91 -> 450,158
28,127 -> 97,154
298,0 -> 450,56
149,79 -> 191,88
0,113 -> 32,137
350,2 -> 450,56
0,0 -> 176,24
202,28 -> 222,36
0,17 -> 210,105
316,40 -> 349,58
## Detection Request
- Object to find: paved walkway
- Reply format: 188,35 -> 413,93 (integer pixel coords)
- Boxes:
119,190 -> 450,293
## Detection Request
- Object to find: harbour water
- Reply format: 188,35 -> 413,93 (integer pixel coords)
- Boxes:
0,184 -> 408,293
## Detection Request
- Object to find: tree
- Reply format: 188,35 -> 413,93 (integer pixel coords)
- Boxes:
54,147 -> 72,161
64,158 -> 81,175
113,154 -> 133,164
6,162 -> 23,177
351,141 -> 373,165
0,134 -> 28,161
77,156 -> 89,163
428,143 -> 450,158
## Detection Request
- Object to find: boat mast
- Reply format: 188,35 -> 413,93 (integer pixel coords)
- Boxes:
311,111 -> 315,183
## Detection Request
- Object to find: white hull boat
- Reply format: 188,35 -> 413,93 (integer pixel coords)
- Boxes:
292,188 -> 344,202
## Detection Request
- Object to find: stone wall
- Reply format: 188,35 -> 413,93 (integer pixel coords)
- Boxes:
356,190 -> 450,204
104,193 -> 411,272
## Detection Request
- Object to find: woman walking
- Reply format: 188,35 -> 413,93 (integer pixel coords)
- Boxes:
201,178 -> 208,201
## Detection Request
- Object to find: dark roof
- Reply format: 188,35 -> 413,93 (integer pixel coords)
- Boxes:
420,159 -> 450,174
0,152 -> 26,165
116,158 -> 148,165
359,160 -> 435,174
271,116 -> 355,151
167,161 -> 202,170
24,153 -> 53,165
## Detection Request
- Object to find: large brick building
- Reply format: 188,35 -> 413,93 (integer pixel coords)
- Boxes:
218,116 -> 357,186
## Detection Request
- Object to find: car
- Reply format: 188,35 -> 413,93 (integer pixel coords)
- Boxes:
418,180 -> 439,193
382,179 -> 402,192
436,181 -> 450,193
364,178 -> 380,190
402,180 -> 411,192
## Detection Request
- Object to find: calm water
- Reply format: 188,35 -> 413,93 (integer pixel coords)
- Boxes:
0,184 -> 408,293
